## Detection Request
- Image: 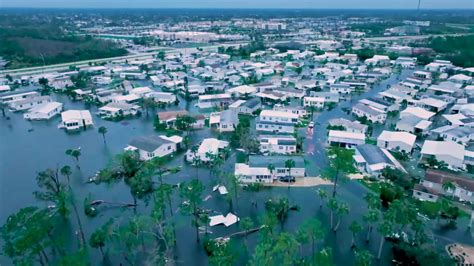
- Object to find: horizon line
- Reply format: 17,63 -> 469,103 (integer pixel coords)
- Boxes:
1,7 -> 473,10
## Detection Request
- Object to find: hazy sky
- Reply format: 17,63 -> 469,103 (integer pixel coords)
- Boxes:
1,0 -> 473,9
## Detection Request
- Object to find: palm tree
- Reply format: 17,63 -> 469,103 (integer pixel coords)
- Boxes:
0,101 -> 7,118
65,148 -> 81,168
363,209 -> 379,243
98,126 -> 108,144
60,165 -> 72,185
355,249 -> 373,266
377,221 -> 393,260
349,221 -> 363,249
297,218 -> 325,259
327,198 -> 339,229
442,181 -> 456,199
285,159 -> 295,176
333,201 -> 349,232
317,188 -> 328,209
267,164 -> 275,180
323,147 -> 356,198
240,217 -> 254,253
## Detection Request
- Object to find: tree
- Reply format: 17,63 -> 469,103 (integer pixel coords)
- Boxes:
265,198 -> 291,228
349,221 -> 363,249
34,169 -> 68,217
297,218 -> 325,259
179,179 -> 204,243
98,126 -> 108,144
271,232 -> 299,265
65,148 -> 81,168
1,207 -> 54,266
226,174 -> 241,211
207,239 -> 237,266
157,51 -> 165,60
38,77 -> 49,88
442,181 -> 456,199
175,115 -> 196,136
285,159 -> 296,176
142,98 -> 156,117
240,217 -> 254,252
267,164 -> 275,179
0,101 -> 7,118
363,209 -> 379,243
377,221 -> 393,260
333,201 -> 349,232
89,219 -> 113,258
60,165 -> 72,185
355,249 -> 373,266
323,147 -> 356,198
317,188 -> 328,209
327,198 -> 339,229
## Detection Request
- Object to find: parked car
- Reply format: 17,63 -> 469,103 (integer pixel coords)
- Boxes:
308,121 -> 314,128
279,176 -> 295,183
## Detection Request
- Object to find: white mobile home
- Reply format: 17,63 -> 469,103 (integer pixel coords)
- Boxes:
59,110 -> 94,131
24,102 -> 63,120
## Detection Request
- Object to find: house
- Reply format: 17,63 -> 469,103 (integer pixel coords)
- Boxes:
9,96 -> 52,112
111,94 -> 141,104
413,170 -> 474,203
377,130 -> 416,153
255,91 -> 288,104
439,127 -> 474,146
272,105 -> 307,118
23,102 -> 63,120
353,144 -> 405,176
209,109 -> 239,133
400,107 -> 435,121
98,102 -> 141,119
0,90 -> 39,104
197,93 -> 232,109
227,85 -> 257,98
259,135 -> 297,155
330,84 -> 353,95
328,130 -> 365,148
418,97 -> 448,113
420,140 -> 465,170
186,138 -> 229,163
59,110 -> 94,131
310,92 -> 340,103
359,98 -> 398,113
157,110 -> 205,129
395,116 -> 432,135
365,55 -> 390,66
229,98 -> 261,115
147,92 -> 177,104
328,118 -> 368,134
352,103 -> 387,124
235,155 -> 305,183
256,110 -> 299,134
303,97 -> 325,109
126,135 -> 181,161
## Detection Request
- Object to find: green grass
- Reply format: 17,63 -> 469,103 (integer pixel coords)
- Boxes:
359,179 -> 381,194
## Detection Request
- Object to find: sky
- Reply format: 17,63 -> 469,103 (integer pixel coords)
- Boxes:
1,0 -> 473,9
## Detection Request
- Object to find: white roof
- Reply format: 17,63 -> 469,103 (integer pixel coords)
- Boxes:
378,130 -> 416,147
29,102 -> 62,113
229,100 -> 246,108
209,213 -> 239,227
131,86 -> 153,95
415,120 -> 432,130
199,93 -> 231,100
198,138 -> 228,154
0,85 -> 11,92
227,85 -> 256,95
61,110 -> 92,121
260,109 -> 299,119
449,74 -> 472,82
419,98 -> 446,109
304,96 -> 325,102
421,140 -> 465,161
328,130 -> 365,141
159,135 -> 183,144
401,107 -> 435,120
234,163 -> 270,176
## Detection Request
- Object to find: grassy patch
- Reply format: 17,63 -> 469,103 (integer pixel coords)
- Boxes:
359,179 -> 381,194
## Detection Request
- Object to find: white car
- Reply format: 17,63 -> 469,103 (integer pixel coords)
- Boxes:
308,122 -> 315,128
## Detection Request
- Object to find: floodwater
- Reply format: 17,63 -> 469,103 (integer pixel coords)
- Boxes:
1,72 -> 472,265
